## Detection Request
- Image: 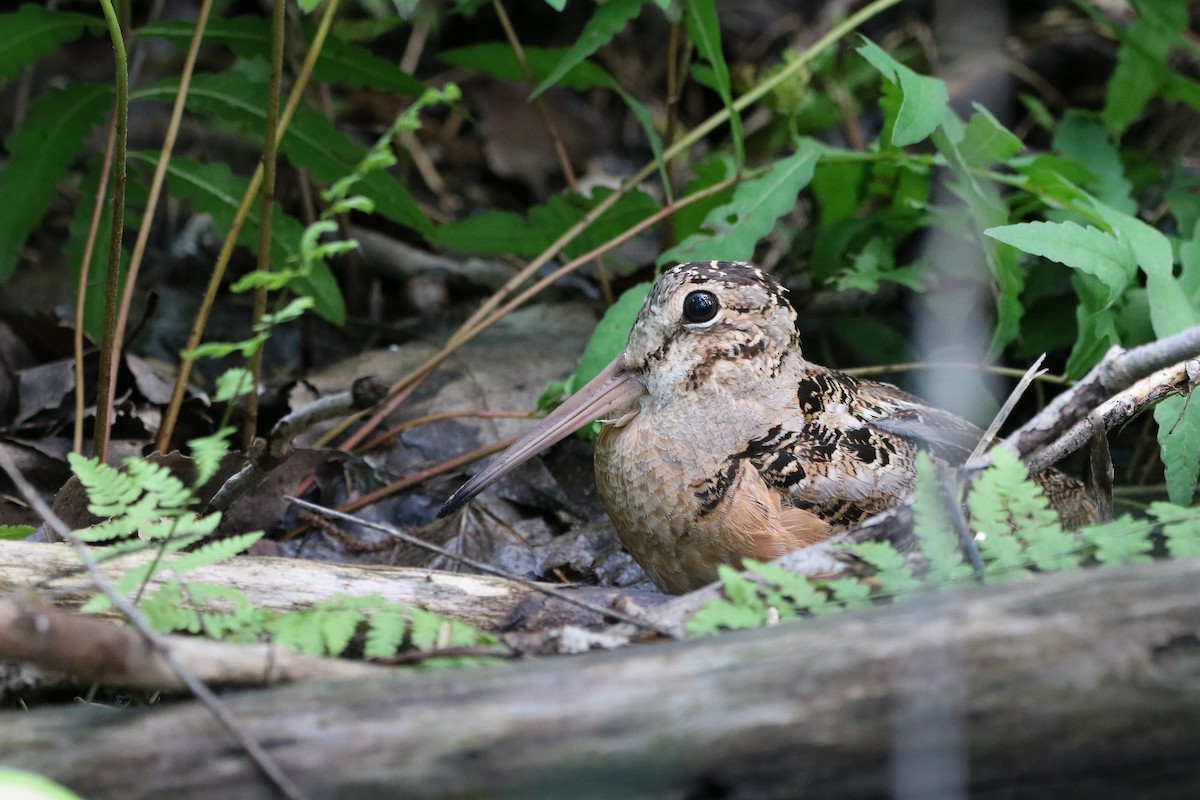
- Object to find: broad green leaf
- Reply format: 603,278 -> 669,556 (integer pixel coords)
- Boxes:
132,153 -> 296,262
532,0 -> 645,98
658,139 -> 820,265
293,260 -> 346,326
1089,199 -> 1195,335
1155,395 -> 1200,506
672,152 -> 738,239
0,525 -> 35,541
432,209 -> 553,257
1179,219 -> 1200,310
957,104 -> 1022,167
856,38 -> 949,147
1052,111 -> 1134,213
434,188 -> 658,260
685,0 -> 743,164
566,280 -> 653,395
984,220 -> 1133,306
1102,0 -> 1187,137
1064,273 -> 1120,378
0,83 -> 112,280
136,73 -> 431,235
0,5 -> 103,78
139,17 -> 425,96
934,112 -> 1024,354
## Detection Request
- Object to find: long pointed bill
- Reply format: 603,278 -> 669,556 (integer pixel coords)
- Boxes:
438,357 -> 645,517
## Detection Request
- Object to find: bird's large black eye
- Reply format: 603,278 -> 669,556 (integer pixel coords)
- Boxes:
682,290 -> 719,324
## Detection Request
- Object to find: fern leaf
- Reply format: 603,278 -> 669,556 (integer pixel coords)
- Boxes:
408,608 -> 449,651
125,459 -> 193,510
743,560 -> 833,615
1151,502 -> 1200,558
364,608 -> 409,659
319,608 -> 366,657
189,427 -> 236,485
0,524 -> 36,540
166,531 -> 261,575
816,577 -> 871,610
270,611 -> 327,656
912,453 -> 975,584
1078,515 -> 1153,566
969,448 -> 1080,573
69,453 -> 140,516
139,582 -> 202,633
850,541 -> 922,595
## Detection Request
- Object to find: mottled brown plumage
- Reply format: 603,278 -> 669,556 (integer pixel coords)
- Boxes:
441,261 -> 1094,593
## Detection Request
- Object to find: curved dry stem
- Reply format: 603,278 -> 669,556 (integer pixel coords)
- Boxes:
156,0 -> 343,453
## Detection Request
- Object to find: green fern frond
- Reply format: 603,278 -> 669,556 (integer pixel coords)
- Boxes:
1077,515 -> 1154,566
189,426 -> 237,485
168,531 -> 263,574
363,608 -> 409,660
969,448 -> 1080,575
912,452 -> 976,584
850,540 -> 922,595
1149,502 -> 1200,558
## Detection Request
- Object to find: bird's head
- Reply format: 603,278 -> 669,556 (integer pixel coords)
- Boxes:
624,261 -> 800,403
438,261 -> 798,516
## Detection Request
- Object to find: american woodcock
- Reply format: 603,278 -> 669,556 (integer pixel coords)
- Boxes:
440,261 -> 1094,594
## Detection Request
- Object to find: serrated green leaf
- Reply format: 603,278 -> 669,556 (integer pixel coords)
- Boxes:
1102,0 -> 1187,137
0,82 -> 112,280
532,0 -> 644,98
912,452 -> 975,584
0,5 -> 103,78
984,220 -> 1133,306
685,0 -> 743,164
856,38 -> 949,147
1053,111 -> 1135,213
820,577 -> 872,609
957,104 -> 1022,167
1154,395 -> 1200,506
659,140 -> 819,265
132,152 -> 299,265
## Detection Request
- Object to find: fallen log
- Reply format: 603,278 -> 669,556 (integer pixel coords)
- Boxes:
2,558 -> 1199,799
0,540 -> 650,632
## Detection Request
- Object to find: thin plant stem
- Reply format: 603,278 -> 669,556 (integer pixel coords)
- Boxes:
316,174 -> 739,452
93,0 -> 129,463
73,120 -> 117,454
108,0 -> 214,450
492,0 -> 578,190
245,0 -> 288,449
157,0 -> 342,453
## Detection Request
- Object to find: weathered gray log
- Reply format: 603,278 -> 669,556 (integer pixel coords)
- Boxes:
3,559 -> 1200,799
0,540 -> 642,631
